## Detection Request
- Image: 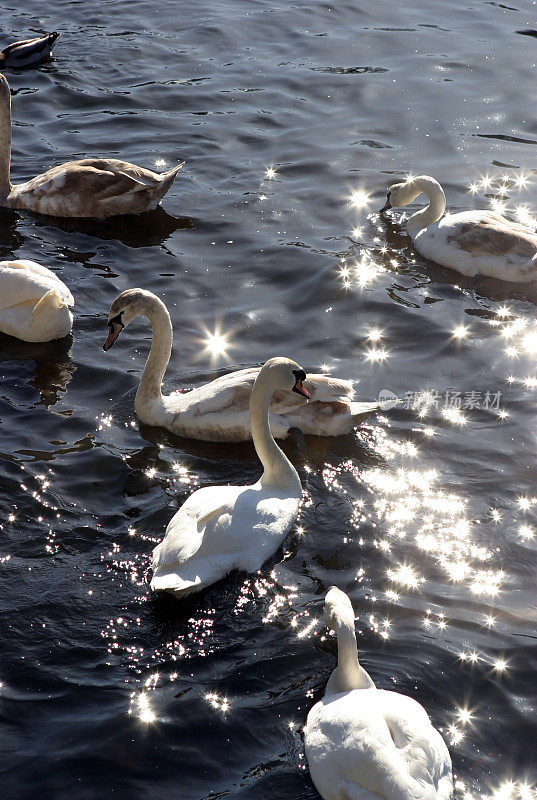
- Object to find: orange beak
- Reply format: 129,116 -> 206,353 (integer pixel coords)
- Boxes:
103,322 -> 123,351
292,379 -> 310,399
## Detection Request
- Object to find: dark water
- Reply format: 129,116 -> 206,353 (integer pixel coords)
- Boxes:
1,1 -> 537,798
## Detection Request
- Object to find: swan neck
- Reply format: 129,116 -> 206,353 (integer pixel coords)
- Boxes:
0,84 -> 12,197
135,299 -> 172,412
327,620 -> 375,694
250,378 -> 300,491
406,176 -> 446,239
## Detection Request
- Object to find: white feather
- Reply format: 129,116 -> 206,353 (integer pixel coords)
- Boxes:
0,260 -> 73,342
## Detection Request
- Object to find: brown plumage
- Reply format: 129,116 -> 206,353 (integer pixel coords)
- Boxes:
0,73 -> 183,218
446,214 -> 537,258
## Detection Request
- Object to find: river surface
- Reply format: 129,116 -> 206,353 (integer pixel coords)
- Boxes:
1,1 -> 537,798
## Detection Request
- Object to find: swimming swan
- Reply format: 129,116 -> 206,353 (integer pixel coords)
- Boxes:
0,32 -> 59,68
103,288 -> 377,441
304,587 -> 453,800
381,174 -> 537,282
0,259 -> 73,341
150,356 -> 307,596
0,74 -> 183,218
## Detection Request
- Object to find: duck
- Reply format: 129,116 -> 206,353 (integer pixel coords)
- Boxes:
0,73 -> 183,218
0,32 -> 59,68
304,587 -> 453,800
150,356 -> 307,596
381,174 -> 537,282
0,259 -> 73,341
103,288 -> 377,442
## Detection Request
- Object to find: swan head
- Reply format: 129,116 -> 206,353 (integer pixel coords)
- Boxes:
103,288 -> 159,351
324,586 -> 356,631
380,178 -> 418,212
255,356 -> 310,399
381,175 -> 444,213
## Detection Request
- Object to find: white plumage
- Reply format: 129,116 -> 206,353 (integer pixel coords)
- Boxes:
103,288 -> 377,442
150,357 -> 306,597
382,175 -> 537,282
0,259 -> 73,341
304,587 -> 453,800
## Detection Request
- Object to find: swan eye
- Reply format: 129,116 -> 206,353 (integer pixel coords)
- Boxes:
108,312 -> 124,329
292,368 -> 306,382
387,190 -> 391,200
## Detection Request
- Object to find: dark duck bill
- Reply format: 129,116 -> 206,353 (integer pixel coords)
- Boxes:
292,369 -> 310,399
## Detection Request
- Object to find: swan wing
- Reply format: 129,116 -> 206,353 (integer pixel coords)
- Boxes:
281,398 -> 377,436
13,163 -> 125,203
440,211 -> 537,262
150,486 -> 241,594
171,370 -> 254,416
380,692 -> 452,797
153,485 -> 241,562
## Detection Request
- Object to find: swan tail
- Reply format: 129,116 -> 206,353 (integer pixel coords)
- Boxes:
139,162 -> 184,209
157,162 -> 184,194
527,251 -> 537,274
32,288 -> 70,314
24,288 -> 73,341
336,780 -> 371,800
150,571 -> 201,597
349,401 -> 378,423
281,399 -> 376,436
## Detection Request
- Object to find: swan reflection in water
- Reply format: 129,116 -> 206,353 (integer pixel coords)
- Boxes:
27,205 -> 195,249
0,332 -> 75,409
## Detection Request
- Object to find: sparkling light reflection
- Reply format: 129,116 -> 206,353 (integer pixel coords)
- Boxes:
349,189 -> 371,209
195,321 -> 236,365
137,692 -> 156,723
466,171 -> 537,229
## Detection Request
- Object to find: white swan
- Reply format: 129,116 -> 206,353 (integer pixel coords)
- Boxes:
0,74 -> 182,218
103,288 -> 377,442
381,174 -> 537,282
304,587 -> 453,800
0,260 -> 73,341
150,356 -> 307,596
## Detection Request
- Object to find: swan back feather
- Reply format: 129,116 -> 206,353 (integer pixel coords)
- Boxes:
304,588 -> 453,800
